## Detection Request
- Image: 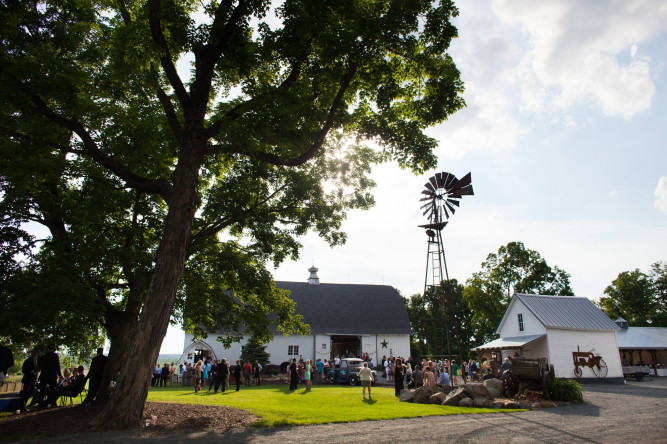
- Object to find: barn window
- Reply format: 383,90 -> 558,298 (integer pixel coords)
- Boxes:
517,313 -> 524,332
322,343 -> 327,350
288,345 -> 299,356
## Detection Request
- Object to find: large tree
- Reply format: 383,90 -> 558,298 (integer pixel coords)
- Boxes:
463,241 -> 573,345
406,279 -> 472,359
0,0 -> 464,427
599,261 -> 666,327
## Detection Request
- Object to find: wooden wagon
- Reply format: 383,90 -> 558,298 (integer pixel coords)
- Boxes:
502,357 -> 554,399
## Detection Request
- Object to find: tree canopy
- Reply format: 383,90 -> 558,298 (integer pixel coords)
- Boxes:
0,0 -> 465,427
599,261 -> 667,327
463,241 -> 573,345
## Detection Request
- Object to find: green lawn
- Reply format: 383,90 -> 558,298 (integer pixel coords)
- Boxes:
147,384 -> 510,426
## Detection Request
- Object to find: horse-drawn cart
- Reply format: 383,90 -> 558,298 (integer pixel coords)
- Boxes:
502,357 -> 554,399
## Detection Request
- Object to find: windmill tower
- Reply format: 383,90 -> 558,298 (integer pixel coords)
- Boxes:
418,171 -> 473,358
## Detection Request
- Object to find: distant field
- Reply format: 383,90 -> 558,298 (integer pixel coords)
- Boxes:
156,354 -> 181,363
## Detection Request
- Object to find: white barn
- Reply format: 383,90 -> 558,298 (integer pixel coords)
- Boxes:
180,267 -> 411,366
474,294 -> 623,380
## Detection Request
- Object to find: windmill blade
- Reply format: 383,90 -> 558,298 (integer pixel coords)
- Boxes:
446,176 -> 458,191
420,196 -> 433,202
445,201 -> 456,214
428,176 -> 438,190
423,205 -> 434,217
435,172 -> 445,188
424,181 -> 435,192
446,199 -> 460,207
420,201 -> 432,210
441,204 -> 449,220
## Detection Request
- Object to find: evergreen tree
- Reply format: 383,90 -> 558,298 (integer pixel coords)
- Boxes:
240,336 -> 271,367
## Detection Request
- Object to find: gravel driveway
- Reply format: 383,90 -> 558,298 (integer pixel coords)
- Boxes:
49,379 -> 667,443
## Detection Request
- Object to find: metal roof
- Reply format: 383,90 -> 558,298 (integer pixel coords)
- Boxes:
616,327 -> 667,349
275,281 -> 412,335
472,334 -> 546,351
496,294 -> 620,333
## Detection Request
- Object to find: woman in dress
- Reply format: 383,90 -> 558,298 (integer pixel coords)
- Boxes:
304,359 -> 312,392
194,360 -> 203,393
393,358 -> 405,396
424,365 -> 436,387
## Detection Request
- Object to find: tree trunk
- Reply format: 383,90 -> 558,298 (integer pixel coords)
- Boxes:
90,152 -> 201,429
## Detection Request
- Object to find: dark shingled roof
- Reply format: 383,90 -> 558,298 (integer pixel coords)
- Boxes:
275,282 -> 412,335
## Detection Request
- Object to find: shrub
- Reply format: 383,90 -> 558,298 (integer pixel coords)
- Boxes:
549,378 -> 584,403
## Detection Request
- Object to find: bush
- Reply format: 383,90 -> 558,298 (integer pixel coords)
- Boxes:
549,378 -> 584,403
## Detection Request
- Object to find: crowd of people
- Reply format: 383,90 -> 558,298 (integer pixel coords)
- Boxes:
151,357 -> 264,393
3,344 -> 109,413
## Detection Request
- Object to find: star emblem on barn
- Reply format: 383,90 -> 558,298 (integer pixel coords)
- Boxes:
381,339 -> 389,348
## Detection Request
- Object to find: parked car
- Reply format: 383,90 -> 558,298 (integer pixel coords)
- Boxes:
327,358 -> 377,385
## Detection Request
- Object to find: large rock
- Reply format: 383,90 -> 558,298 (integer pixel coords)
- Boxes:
399,389 -> 415,403
503,400 -> 520,409
459,397 -> 474,407
473,398 -> 488,407
492,401 -> 504,409
442,395 -> 460,406
468,383 -> 490,399
429,391 -> 448,404
540,400 -> 557,408
413,386 -> 436,404
483,378 -> 503,398
519,400 -> 532,409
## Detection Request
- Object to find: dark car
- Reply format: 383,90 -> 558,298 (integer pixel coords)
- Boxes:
327,358 -> 377,385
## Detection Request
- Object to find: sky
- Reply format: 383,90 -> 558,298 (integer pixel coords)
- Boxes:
161,0 -> 667,353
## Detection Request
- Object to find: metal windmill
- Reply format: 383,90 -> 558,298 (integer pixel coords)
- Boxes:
419,171 -> 474,288
418,171 -> 473,360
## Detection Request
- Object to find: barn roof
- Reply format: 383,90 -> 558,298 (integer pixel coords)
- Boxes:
496,293 -> 620,333
275,281 -> 412,335
616,327 -> 667,349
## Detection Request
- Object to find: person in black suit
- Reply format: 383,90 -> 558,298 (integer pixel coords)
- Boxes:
215,359 -> 229,393
37,343 -> 62,407
234,360 -> 242,392
19,349 -> 39,412
289,358 -> 298,391
0,344 -> 14,387
82,347 -> 107,405
46,365 -> 86,406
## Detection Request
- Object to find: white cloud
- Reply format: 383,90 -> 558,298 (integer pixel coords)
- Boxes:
492,0 -> 667,120
654,176 -> 667,213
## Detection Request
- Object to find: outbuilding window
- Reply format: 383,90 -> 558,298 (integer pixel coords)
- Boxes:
288,345 -> 299,356
518,313 -> 524,332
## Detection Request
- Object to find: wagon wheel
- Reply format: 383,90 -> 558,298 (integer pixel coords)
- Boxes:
502,371 -> 515,397
542,371 -> 551,400
592,358 -> 608,378
574,366 -> 582,378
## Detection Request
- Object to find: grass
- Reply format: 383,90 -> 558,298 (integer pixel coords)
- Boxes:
147,384 -> 511,426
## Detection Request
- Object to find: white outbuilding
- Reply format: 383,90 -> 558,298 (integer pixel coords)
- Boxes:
473,293 -> 623,380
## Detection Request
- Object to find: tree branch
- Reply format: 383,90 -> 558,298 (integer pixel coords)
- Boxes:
203,62 -> 302,140
147,0 -> 190,110
24,92 -> 173,199
149,63 -> 183,142
214,63 -> 358,166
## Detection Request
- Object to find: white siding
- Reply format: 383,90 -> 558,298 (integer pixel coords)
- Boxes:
182,332 -> 411,366
498,300 -> 546,338
545,328 -> 623,378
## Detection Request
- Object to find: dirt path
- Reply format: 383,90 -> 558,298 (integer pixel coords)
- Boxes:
31,379 -> 667,443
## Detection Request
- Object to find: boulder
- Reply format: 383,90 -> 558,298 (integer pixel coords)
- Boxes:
468,383 -> 490,399
473,398 -> 488,407
483,399 -> 494,407
518,400 -> 532,409
483,378 -> 503,398
459,397 -> 474,407
503,400 -> 520,409
442,396 -> 460,406
429,391 -> 448,404
399,389 -> 415,403
413,386 -> 436,404
531,402 -> 542,409
540,401 -> 557,408
492,401 -> 504,409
